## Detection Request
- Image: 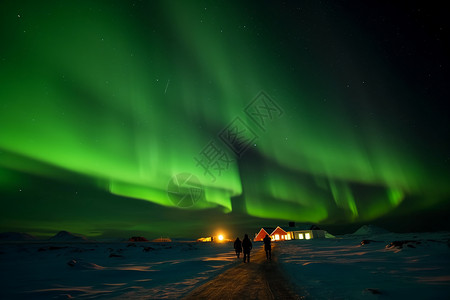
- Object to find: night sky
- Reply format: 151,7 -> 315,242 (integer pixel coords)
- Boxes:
1,1 -> 449,239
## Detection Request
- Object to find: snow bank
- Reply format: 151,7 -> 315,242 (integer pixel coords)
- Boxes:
352,224 -> 390,235
324,231 -> 336,238
0,241 -> 236,299
277,231 -> 450,299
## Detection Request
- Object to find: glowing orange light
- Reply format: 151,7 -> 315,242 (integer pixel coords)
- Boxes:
218,235 -> 224,241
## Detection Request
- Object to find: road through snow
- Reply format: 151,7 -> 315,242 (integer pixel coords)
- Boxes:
183,245 -> 301,300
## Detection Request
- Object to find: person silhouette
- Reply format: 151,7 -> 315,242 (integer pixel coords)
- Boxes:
242,234 -> 252,263
263,234 -> 271,260
234,237 -> 242,258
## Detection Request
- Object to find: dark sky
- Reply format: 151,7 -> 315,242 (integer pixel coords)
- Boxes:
0,1 -> 449,238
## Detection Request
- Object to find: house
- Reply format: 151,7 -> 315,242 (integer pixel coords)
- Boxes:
254,226 -> 290,241
197,236 -> 213,242
271,226 -> 290,241
284,223 -> 325,240
255,223 -> 326,241
197,235 -> 231,243
254,227 -> 275,241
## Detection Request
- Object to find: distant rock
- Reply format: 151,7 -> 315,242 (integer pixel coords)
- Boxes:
128,236 -> 149,242
360,239 -> 378,245
386,240 -> 421,249
67,259 -> 104,270
39,246 -> 68,251
0,232 -> 36,241
109,253 -> 124,258
353,225 -> 390,236
49,231 -> 88,242
366,288 -> 382,295
67,259 -> 77,267
152,237 -> 172,243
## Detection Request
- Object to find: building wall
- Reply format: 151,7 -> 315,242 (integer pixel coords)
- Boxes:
288,230 -> 325,240
312,230 -> 325,238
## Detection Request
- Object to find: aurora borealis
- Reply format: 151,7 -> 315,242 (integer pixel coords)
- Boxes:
1,1 -> 449,238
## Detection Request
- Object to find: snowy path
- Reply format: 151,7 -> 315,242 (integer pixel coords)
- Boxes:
183,245 -> 300,300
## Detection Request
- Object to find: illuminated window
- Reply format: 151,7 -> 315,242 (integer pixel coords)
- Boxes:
305,233 -> 311,239
286,234 -> 291,240
275,234 -> 280,240
298,233 -> 304,239
281,235 -> 284,239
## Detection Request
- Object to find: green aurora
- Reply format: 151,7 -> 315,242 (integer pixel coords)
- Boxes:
1,1 -> 449,238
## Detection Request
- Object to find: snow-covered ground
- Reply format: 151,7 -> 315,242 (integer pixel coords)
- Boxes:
277,231 -> 450,299
1,229 -> 449,299
0,241 -> 236,299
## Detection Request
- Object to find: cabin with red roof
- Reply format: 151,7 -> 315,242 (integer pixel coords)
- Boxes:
271,226 -> 289,241
254,226 -> 289,241
254,227 -> 274,241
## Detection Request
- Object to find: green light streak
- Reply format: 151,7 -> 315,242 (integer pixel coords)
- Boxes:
0,0 -> 448,236
387,188 -> 404,207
